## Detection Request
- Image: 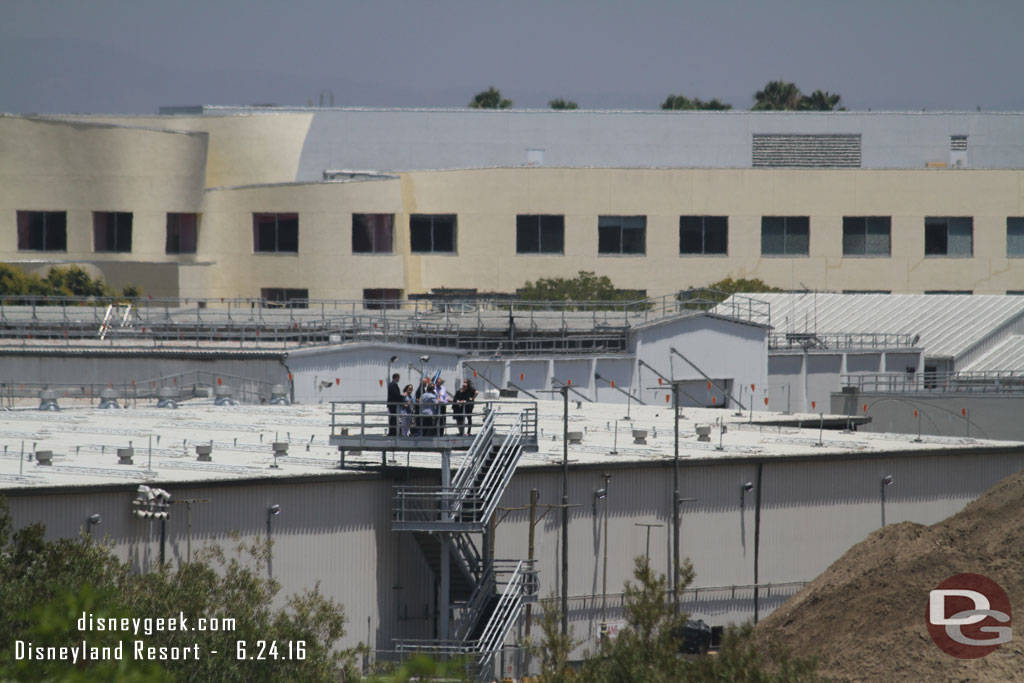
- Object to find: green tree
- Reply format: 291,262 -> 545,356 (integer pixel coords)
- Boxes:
0,264 -> 139,300
687,623 -> 824,682
580,556 -> 695,683
0,501 -> 358,683
800,89 -> 842,111
752,81 -> 803,111
469,86 -> 513,109
519,271 -> 641,304
549,98 -> 579,110
528,595 -> 577,683
661,94 -> 732,111
702,277 -> 783,297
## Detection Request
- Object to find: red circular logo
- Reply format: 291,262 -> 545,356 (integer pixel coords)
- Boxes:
926,573 -> 1012,659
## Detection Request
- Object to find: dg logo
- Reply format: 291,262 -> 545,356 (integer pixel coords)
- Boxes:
927,573 -> 1012,659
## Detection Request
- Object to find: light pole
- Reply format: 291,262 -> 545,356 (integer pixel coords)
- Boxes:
560,385 -> 569,637
599,473 -> 611,641
880,475 -> 893,527
86,513 -> 101,539
672,381 -> 680,606
267,504 -> 281,578
634,522 -> 663,560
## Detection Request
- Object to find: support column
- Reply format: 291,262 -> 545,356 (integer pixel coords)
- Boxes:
439,448 -> 452,641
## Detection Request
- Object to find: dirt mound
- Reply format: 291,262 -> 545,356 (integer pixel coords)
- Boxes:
756,469 -> 1024,682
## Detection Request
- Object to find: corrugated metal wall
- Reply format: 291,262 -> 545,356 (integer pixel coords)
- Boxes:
6,448 -> 1024,655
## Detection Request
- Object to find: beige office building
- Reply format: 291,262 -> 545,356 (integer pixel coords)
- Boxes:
2,108 -> 1024,302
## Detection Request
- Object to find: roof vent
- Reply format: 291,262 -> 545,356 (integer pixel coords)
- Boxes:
695,425 -> 712,442
99,388 -> 121,409
269,384 -> 290,405
214,385 -> 237,406
632,429 -> 648,445
35,450 -> 53,466
566,431 -> 583,445
39,390 -> 59,411
195,444 -> 212,462
117,447 -> 134,465
156,387 -> 179,409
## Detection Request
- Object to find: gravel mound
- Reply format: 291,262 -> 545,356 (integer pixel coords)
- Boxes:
755,469 -> 1024,682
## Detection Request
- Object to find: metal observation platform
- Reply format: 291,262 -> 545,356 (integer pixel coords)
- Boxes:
328,401 -> 539,679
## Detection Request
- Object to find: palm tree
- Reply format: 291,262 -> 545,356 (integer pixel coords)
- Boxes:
752,81 -> 803,111
469,87 -> 513,109
661,93 -> 695,110
695,98 -> 732,111
800,90 -> 842,111
549,98 -> 579,110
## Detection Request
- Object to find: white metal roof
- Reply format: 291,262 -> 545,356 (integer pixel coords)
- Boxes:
726,293 -> 1024,363
0,398 -> 1017,491
961,334 -> 1024,372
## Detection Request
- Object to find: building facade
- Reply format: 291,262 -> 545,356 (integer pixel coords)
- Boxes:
3,109 -> 1024,301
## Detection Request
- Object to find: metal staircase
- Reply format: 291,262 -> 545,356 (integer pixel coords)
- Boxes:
393,407 -> 538,679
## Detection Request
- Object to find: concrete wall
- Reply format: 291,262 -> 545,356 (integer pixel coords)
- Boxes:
0,352 -> 286,394
633,315 -> 768,409
286,343 -> 464,404
830,391 -> 1024,440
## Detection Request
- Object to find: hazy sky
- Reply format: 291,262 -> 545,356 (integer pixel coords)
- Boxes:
2,0 -> 1022,114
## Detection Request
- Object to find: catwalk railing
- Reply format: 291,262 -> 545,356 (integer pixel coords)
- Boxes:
843,371 -> 1024,393
396,559 -> 538,679
0,289 -> 769,353
393,409 -> 529,531
770,332 -> 918,350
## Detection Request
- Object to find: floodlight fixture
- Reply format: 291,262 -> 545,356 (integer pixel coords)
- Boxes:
420,355 -> 430,363
390,355 -> 399,363
743,482 -> 754,493
595,488 -> 607,500
882,475 -> 894,487
268,504 -> 282,516
88,513 -> 102,526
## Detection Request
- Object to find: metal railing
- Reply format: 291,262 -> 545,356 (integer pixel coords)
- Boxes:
686,289 -> 771,326
0,290 -> 770,353
843,371 -> 1024,393
393,409 -> 529,527
398,559 -> 537,677
328,401 -> 536,444
0,370 -> 279,407
771,332 -> 918,350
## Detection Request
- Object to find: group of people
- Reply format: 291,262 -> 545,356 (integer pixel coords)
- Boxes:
387,374 -> 479,437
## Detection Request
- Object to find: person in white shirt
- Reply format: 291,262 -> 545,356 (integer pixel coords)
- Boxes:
435,378 -> 451,436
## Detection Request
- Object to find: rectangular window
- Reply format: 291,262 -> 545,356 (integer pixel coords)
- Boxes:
253,213 -> 299,253
409,214 -> 456,253
679,216 -> 727,255
516,215 -> 565,254
1008,218 -> 1024,257
352,214 -> 394,254
260,288 -> 308,308
93,212 -> 133,253
842,217 -> 891,256
165,213 -> 198,254
17,211 -> 67,251
761,216 -> 809,256
925,217 -> 972,257
598,216 -> 646,255
363,288 -> 402,310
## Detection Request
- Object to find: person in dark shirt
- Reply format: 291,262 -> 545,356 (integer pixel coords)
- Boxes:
453,379 -> 479,436
386,373 -> 402,436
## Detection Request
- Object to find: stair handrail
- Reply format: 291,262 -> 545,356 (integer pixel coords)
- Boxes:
473,410 -> 527,524
451,408 -> 497,493
453,563 -> 497,641
475,560 -> 531,666
451,531 -> 484,585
